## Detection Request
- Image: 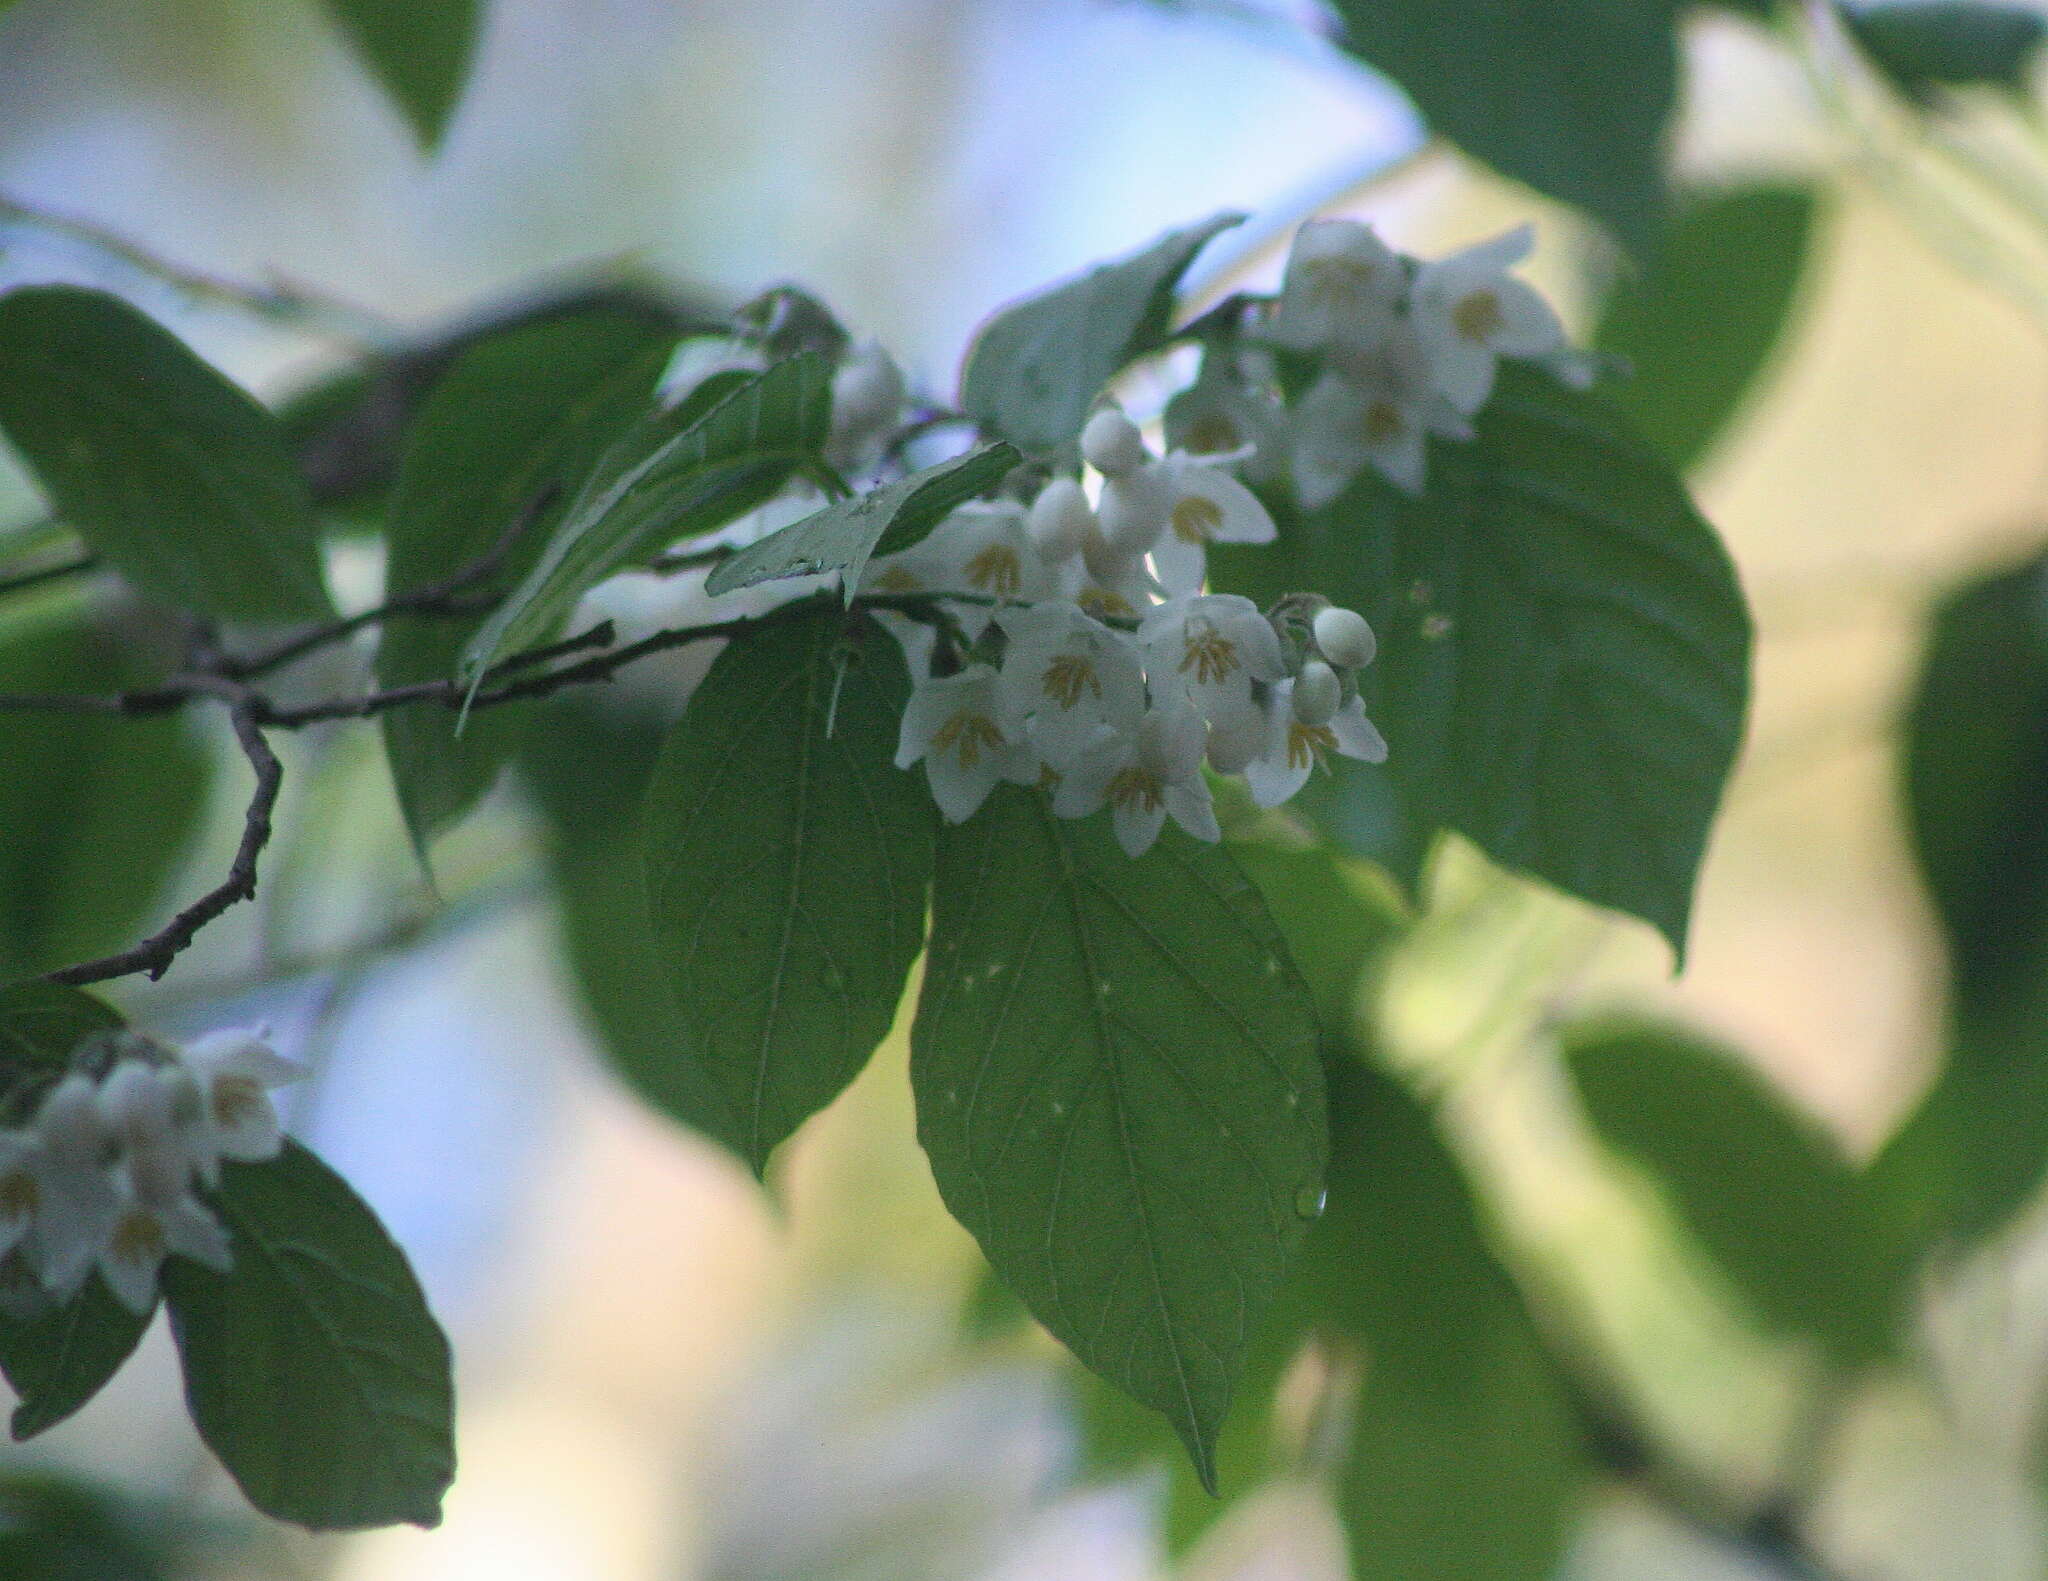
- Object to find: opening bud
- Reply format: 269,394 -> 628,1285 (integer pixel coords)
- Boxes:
1081,409 -> 1148,478
1312,605 -> 1376,669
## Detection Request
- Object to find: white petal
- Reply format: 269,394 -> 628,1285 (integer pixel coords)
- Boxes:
925,751 -> 1002,824
868,609 -> 937,683
1164,780 -> 1221,844
1111,797 -> 1168,858
1148,530 -> 1207,597
1421,332 -> 1496,415
1097,468 -> 1171,558
1331,697 -> 1390,763
1169,460 -> 1276,546
97,1209 -> 164,1314
163,1198 -> 233,1273
1490,278 -> 1566,357
1370,425 -> 1429,496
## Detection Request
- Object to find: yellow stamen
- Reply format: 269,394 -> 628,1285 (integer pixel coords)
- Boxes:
0,1168 -> 38,1221
1453,289 -> 1505,344
1105,766 -> 1164,814
109,1209 -> 165,1268
1306,256 -> 1379,307
1170,495 -> 1225,545
211,1073 -> 264,1129
870,565 -> 922,593
1042,655 -> 1101,709
932,710 -> 1006,771
1184,414 -> 1240,454
1361,401 -> 1404,445
1286,721 -> 1338,772
1180,630 -> 1240,686
1078,587 -> 1135,620
963,543 -> 1023,597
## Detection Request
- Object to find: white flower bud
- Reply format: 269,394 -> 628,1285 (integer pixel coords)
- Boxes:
1097,468 -> 1170,558
98,1060 -> 174,1148
36,1074 -> 106,1168
830,340 -> 907,442
1312,605 -> 1377,669
1081,409 -> 1148,478
1292,660 -> 1341,726
1028,478 -> 1094,565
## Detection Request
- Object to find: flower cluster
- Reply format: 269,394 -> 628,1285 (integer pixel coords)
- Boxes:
0,1029 -> 298,1314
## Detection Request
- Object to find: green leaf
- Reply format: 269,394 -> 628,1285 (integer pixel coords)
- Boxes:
1225,838 -> 1405,1033
0,1279 -> 153,1442
1309,1059 -> 1586,1581
0,286 -> 330,621
1596,184 -> 1820,470
641,609 -> 935,1173
521,705 -> 753,1161
1217,364 -> 1751,956
322,0 -> 482,150
1561,1014 -> 1904,1360
377,309 -> 679,854
1847,1 -> 2048,102
163,1143 -> 454,1531
959,214 -> 1243,457
1872,551 -> 2048,1246
0,614 -> 212,981
912,787 -> 1326,1486
0,983 -> 121,1075
461,350 -> 833,685
705,442 -> 1020,598
1323,2 -> 1675,252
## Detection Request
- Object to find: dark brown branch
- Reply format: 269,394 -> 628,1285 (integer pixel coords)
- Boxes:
0,550 -> 99,598
45,688 -> 283,987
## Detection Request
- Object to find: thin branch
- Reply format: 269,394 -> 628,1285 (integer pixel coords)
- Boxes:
0,191 -> 398,349
0,550 -> 99,599
45,689 -> 283,987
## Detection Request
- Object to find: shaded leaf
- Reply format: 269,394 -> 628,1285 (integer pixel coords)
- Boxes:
0,1279 -> 153,1442
1324,1 -> 1676,251
1561,1013 -> 1904,1360
1848,1 -> 2048,102
913,787 -> 1326,1486
163,1143 -> 454,1531
1596,184 -> 1820,470
706,442 -> 1020,598
0,286 -> 329,621
0,983 -> 121,1076
377,309 -> 678,853
641,610 -> 935,1172
960,214 -> 1242,457
323,0 -> 482,149
461,351 -> 833,684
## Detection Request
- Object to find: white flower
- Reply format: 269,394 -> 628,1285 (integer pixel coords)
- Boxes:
1053,699 -> 1219,856
1147,453 -> 1277,597
994,602 -> 1147,767
1096,463 -> 1175,559
1290,324 -> 1468,503
865,502 -> 1051,636
1027,477 -> 1095,566
1139,595 -> 1286,719
1312,605 -> 1377,670
1081,409 -> 1148,478
26,1074 -> 118,1299
1068,524 -> 1160,624
180,1031 -> 300,1182
1165,356 -> 1290,486
868,608 -> 938,684
828,340 -> 907,464
895,664 -> 1036,823
1204,691 -> 1269,774
1243,676 -> 1389,807
97,1058 -> 181,1151
97,1140 -> 230,1315
1408,224 -> 1566,415
0,1130 -> 45,1261
1267,219 -> 1405,353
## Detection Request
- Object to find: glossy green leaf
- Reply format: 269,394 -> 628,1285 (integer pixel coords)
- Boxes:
706,442 -> 1020,598
377,310 -> 678,854
641,610 -> 935,1173
913,787 -> 1326,1487
0,615 -> 212,981
1324,1 -> 1675,251
461,351 -> 833,685
323,0 -> 482,149
1596,185 -> 1820,470
1217,364 -> 1751,956
163,1143 -> 454,1531
0,983 -> 121,1076
1848,1 -> 2048,102
0,286 -> 330,621
1873,552 -> 2048,1246
1309,1059 -> 1586,1581
521,704 -> 751,1160
1561,1013 -> 1904,1359
960,214 -> 1242,457
0,1279 -> 153,1442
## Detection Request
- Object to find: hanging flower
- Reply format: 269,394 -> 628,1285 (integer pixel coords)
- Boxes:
1408,224 -> 1567,415
1290,324 -> 1469,503
995,602 -> 1148,768
180,1031 -> 301,1185
1266,219 -> 1406,353
1243,668 -> 1389,807
1139,594 -> 1286,719
1053,699 -> 1219,856
895,664 -> 1037,822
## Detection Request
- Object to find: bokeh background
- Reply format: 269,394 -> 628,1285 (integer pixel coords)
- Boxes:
2,0 -> 2047,1577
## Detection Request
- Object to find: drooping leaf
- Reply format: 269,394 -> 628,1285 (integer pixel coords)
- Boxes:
377,309 -> 679,853
960,214 -> 1242,457
163,1143 -> 454,1531
1216,363 -> 1751,956
0,983 -> 121,1077
1323,1 -> 1676,252
520,704 -> 752,1161
641,609 -> 935,1173
1561,1013 -> 1905,1360
0,286 -> 330,621
913,787 -> 1326,1486
1225,838 -> 1405,1034
1847,1 -> 2048,103
322,0 -> 482,150
1871,551 -> 2048,1246
1309,1059 -> 1586,1581
461,350 -> 833,684
1596,185 -> 1820,470
705,442 -> 1020,598
0,614 -> 212,981
0,1279 -> 154,1442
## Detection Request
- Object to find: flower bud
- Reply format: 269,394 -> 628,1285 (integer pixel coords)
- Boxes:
36,1074 -> 107,1168
1292,660 -> 1341,726
1028,478 -> 1094,564
1312,605 -> 1376,669
1081,409 -> 1148,478
98,1060 -> 174,1148
830,340 -> 907,444
1097,470 -> 1169,558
